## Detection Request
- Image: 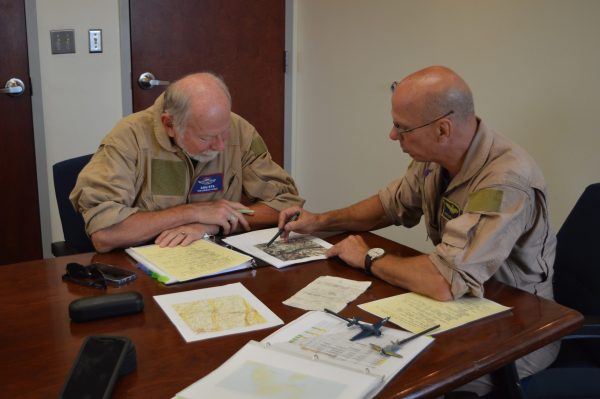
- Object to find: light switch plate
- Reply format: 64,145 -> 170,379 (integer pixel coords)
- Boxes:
50,30 -> 76,54
88,29 -> 102,53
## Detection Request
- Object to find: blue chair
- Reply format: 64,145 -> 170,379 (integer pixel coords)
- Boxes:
521,183 -> 600,398
51,154 -> 95,256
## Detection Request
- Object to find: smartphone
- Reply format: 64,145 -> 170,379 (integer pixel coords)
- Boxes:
92,263 -> 137,286
59,336 -> 130,399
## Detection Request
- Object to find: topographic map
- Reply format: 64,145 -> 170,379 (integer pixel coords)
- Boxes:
173,294 -> 267,333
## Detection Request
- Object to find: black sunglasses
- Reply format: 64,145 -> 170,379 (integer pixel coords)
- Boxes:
62,262 -> 107,290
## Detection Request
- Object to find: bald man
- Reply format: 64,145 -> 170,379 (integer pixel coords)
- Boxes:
71,72 -> 303,253
278,66 -> 557,395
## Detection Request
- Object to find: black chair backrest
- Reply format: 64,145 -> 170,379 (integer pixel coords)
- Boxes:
553,183 -> 600,315
53,154 -> 95,253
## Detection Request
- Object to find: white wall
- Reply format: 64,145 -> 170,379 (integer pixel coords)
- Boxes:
292,0 -> 600,253
32,1 -> 600,256
33,0 -> 123,255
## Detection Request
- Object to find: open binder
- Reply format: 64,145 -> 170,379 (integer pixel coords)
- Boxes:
175,310 -> 434,399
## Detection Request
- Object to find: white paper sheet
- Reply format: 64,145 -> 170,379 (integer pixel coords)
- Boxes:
154,282 -> 283,342
283,275 -> 372,312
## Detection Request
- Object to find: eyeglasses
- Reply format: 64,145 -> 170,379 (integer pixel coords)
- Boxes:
62,262 -> 107,290
393,110 -> 454,135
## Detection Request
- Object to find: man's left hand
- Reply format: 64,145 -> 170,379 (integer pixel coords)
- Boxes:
326,235 -> 369,269
155,223 -> 216,247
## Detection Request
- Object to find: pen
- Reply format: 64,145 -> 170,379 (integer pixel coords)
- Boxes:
238,209 -> 255,215
397,324 -> 441,345
266,211 -> 300,247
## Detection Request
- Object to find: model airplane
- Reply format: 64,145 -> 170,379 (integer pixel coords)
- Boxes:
324,308 -> 390,341
370,324 -> 440,357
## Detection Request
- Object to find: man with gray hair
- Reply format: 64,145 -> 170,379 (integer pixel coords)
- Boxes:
71,72 -> 303,253
278,66 -> 557,396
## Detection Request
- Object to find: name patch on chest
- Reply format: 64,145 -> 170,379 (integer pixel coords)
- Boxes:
441,197 -> 462,221
191,173 -> 223,194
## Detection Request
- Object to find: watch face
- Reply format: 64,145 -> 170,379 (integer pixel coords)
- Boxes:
368,248 -> 385,259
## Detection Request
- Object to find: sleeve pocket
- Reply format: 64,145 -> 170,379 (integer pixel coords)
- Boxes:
442,212 -> 481,249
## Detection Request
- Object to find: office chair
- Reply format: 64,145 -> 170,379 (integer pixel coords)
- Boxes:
520,183 -> 600,398
51,154 -> 95,256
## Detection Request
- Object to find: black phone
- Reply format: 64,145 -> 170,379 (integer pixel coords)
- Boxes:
92,263 -> 137,286
59,336 -> 131,399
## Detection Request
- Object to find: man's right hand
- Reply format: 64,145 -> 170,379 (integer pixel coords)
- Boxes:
189,199 -> 251,235
278,206 -> 318,240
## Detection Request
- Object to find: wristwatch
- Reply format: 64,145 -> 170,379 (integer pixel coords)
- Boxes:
364,248 -> 386,276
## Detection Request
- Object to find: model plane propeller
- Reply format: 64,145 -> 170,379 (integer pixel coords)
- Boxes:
324,308 -> 390,341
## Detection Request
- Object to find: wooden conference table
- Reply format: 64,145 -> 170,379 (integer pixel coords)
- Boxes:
0,232 -> 582,399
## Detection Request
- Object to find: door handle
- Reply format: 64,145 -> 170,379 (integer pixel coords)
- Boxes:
137,72 -> 170,90
1,78 -> 25,96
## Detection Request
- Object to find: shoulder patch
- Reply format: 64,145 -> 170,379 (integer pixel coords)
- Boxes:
465,189 -> 503,213
250,135 -> 268,156
440,197 -> 462,221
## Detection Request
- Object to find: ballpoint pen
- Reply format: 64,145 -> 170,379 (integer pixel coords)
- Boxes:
266,211 -> 300,247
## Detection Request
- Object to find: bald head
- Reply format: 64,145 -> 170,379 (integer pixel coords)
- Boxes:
163,72 -> 231,132
393,66 -> 474,124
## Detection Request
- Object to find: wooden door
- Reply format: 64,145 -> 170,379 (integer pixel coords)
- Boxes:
0,0 -> 42,264
129,0 -> 286,166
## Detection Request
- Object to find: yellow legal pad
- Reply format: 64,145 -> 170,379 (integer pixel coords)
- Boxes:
126,239 -> 253,284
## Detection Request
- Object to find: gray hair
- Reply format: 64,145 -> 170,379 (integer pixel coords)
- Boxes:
162,72 -> 231,132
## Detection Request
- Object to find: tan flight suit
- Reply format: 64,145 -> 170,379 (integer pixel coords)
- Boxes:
378,120 -> 558,394
71,94 -> 304,236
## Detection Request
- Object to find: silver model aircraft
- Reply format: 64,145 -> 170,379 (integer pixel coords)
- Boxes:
324,308 -> 390,341
370,324 -> 440,357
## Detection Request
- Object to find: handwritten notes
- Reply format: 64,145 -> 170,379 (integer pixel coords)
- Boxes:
126,239 -> 252,284
359,292 -> 511,333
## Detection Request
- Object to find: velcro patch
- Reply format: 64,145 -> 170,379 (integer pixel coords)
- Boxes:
465,189 -> 503,213
151,159 -> 187,196
250,135 -> 268,156
441,197 -> 462,221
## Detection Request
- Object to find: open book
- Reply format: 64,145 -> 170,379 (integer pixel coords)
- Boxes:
126,239 -> 253,284
175,310 -> 434,399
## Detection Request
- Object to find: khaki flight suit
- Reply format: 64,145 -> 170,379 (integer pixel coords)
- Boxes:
378,120 -> 558,392
71,94 -> 304,236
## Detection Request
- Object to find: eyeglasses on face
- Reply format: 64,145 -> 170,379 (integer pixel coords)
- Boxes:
62,262 -> 107,290
392,110 -> 454,135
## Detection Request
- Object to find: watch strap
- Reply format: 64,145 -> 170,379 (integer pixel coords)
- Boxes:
364,254 -> 374,276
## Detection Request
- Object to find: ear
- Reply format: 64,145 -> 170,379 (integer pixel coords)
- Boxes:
160,113 -> 176,137
437,119 -> 452,143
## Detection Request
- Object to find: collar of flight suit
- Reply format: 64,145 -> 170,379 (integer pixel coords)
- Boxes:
444,117 -> 493,193
150,93 -> 183,154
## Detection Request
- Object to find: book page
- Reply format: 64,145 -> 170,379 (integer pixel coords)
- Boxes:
359,292 -> 511,334
175,340 -> 382,399
127,239 -> 252,282
222,228 -> 332,268
261,310 -> 434,391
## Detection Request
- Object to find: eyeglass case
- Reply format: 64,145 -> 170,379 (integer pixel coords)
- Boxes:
69,291 -> 144,322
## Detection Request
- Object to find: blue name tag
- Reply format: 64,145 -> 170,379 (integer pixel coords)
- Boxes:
191,173 -> 223,194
